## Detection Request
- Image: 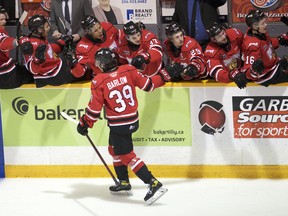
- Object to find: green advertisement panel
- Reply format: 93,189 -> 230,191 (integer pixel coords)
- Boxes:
1,87 -> 191,147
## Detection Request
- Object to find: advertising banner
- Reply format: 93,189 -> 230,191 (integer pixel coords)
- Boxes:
92,0 -> 157,24
231,0 -> 288,23
1,87 -> 191,148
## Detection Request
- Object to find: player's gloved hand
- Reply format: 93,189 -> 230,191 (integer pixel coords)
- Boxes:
229,69 -> 247,89
278,33 -> 288,46
77,115 -> 89,136
56,35 -> 74,48
181,64 -> 198,80
251,59 -> 264,76
131,53 -> 150,70
64,48 -> 78,68
159,62 -> 183,82
279,56 -> 288,73
34,44 -> 46,64
20,41 -> 33,55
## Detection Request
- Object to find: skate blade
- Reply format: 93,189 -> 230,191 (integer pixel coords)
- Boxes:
145,187 -> 168,205
110,190 -> 133,196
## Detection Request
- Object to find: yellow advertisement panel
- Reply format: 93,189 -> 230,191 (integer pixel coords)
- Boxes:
1,87 -> 191,147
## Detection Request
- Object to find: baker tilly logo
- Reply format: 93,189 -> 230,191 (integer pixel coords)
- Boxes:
12,97 -> 29,115
198,101 -> 226,135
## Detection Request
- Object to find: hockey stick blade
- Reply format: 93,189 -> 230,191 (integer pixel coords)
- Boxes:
281,16 -> 288,26
60,112 -> 79,125
19,11 -> 28,25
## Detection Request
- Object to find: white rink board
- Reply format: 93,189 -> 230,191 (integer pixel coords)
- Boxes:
4,85 -> 288,166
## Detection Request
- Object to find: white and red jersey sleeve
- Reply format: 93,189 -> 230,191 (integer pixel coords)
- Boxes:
242,31 -> 279,82
82,64 -> 165,128
204,28 -> 243,83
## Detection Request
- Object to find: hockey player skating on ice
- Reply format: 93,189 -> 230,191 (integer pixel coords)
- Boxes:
0,6 -> 33,89
76,48 -> 182,205
242,10 -> 288,87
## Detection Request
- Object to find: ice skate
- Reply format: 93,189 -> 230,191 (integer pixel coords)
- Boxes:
144,178 -> 168,205
109,180 -> 133,196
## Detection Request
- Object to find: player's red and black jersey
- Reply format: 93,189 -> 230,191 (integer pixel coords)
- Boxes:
204,28 -> 243,83
82,64 -> 165,127
0,28 -> 16,75
117,29 -> 163,77
19,35 -> 63,80
163,35 -> 207,79
72,22 -> 119,78
242,29 -> 280,84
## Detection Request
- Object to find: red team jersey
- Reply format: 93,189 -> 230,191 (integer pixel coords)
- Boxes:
0,28 -> 16,75
242,30 -> 280,84
117,29 -> 163,77
82,64 -> 165,127
19,36 -> 63,79
163,35 -> 207,79
72,22 -> 119,78
204,28 -> 243,83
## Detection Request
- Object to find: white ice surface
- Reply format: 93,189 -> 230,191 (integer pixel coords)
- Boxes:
0,178 -> 288,216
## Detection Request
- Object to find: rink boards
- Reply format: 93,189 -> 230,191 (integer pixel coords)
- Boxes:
1,80 -> 288,178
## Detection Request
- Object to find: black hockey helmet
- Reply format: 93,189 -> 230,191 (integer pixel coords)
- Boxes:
95,48 -> 118,72
28,14 -> 48,33
206,22 -> 225,38
165,22 -> 183,38
0,6 -> 6,14
81,15 -> 99,33
123,21 -> 141,36
245,10 -> 267,28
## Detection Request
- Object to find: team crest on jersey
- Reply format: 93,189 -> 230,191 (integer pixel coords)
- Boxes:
250,0 -> 283,11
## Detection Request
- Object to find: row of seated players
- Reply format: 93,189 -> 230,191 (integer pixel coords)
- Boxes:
1,8 -> 288,89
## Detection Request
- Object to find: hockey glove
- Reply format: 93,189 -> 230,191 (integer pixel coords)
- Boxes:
181,64 -> 198,80
64,48 -> 78,68
21,41 -> 33,55
251,59 -> 264,75
229,69 -> 247,89
131,53 -> 151,70
34,44 -> 46,64
278,33 -> 288,47
279,56 -> 288,74
77,115 -> 89,136
159,62 -> 183,82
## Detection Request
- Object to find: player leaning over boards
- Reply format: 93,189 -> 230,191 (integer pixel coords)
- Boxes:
242,10 -> 288,87
163,22 -> 207,81
204,22 -> 247,89
0,6 -> 33,89
76,48 -> 182,205
19,15 -> 77,88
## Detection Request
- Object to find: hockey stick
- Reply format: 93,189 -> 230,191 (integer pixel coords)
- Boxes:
281,16 -> 288,27
16,11 -> 28,65
60,112 -> 119,185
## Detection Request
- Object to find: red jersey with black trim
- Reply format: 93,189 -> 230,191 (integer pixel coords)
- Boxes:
242,29 -> 280,84
163,35 -> 207,79
72,22 -> 119,78
117,29 -> 163,77
204,28 -> 243,83
0,28 -> 16,75
82,64 -> 165,127
19,36 -> 63,79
